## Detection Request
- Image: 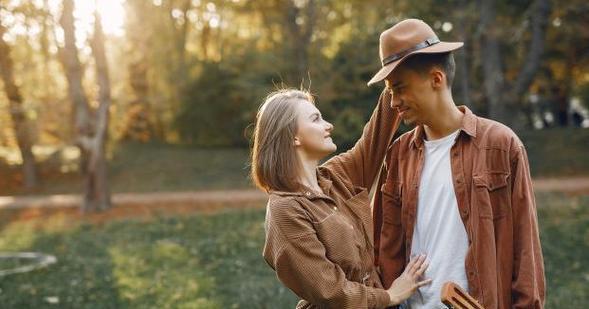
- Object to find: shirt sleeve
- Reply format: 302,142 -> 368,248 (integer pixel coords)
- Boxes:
510,144 -> 546,308
322,89 -> 400,190
263,199 -> 391,309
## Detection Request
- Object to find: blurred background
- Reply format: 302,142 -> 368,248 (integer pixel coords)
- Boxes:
0,0 -> 587,308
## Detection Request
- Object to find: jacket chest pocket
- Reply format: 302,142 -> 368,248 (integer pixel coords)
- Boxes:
313,212 -> 362,270
473,171 -> 510,219
382,181 -> 403,226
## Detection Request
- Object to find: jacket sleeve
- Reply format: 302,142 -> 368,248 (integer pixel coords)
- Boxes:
263,199 -> 391,309
322,89 -> 400,189
510,144 -> 546,308
376,140 -> 406,289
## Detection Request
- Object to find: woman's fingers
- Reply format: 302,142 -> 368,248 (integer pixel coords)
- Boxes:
416,259 -> 429,276
416,278 -> 433,288
407,254 -> 427,277
407,254 -> 425,274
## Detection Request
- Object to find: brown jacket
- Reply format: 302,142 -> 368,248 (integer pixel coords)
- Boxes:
263,90 -> 400,309
374,106 -> 546,309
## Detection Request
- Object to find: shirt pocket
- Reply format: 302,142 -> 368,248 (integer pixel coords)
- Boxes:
381,181 -> 403,225
473,171 -> 510,220
313,212 -> 361,270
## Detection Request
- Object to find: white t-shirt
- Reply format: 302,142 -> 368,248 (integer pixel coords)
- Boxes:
407,129 -> 469,309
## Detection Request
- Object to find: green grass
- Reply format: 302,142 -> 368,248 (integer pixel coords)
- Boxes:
537,193 -> 589,308
0,209 -> 297,308
0,193 -> 587,308
1,143 -> 254,196
519,128 -> 589,177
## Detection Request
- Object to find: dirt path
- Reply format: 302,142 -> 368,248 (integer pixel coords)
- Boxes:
0,177 -> 587,211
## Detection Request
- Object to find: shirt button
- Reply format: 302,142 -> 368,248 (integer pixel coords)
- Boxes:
305,192 -> 311,197
333,206 -> 338,211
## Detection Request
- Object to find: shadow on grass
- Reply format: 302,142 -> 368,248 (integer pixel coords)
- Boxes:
0,219 -> 130,308
0,208 -> 297,308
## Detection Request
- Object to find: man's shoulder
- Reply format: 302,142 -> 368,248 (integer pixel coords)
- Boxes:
392,129 -> 417,148
475,115 -> 523,149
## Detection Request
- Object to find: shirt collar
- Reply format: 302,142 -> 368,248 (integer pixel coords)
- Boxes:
410,105 -> 477,149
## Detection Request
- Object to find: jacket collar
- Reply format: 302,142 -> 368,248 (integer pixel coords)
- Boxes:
270,167 -> 333,200
410,105 -> 477,149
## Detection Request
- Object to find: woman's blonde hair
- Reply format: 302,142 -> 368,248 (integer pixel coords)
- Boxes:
250,89 -> 314,192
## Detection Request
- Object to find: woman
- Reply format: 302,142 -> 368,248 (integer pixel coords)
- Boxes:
251,88 -> 430,308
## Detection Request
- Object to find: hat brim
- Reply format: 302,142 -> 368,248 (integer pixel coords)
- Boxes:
367,41 -> 464,86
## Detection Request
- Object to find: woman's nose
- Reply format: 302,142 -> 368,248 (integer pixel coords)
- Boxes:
325,121 -> 334,131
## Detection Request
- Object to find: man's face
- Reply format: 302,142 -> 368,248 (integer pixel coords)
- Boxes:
385,66 -> 436,127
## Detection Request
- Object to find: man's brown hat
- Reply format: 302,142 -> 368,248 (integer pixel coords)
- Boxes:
367,19 -> 463,86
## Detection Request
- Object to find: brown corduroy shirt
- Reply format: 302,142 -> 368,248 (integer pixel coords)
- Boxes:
374,106 -> 546,309
263,90 -> 401,309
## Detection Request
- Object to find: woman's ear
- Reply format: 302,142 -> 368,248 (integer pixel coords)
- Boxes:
294,136 -> 301,146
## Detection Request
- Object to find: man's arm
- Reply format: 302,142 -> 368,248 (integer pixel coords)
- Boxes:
510,144 -> 546,308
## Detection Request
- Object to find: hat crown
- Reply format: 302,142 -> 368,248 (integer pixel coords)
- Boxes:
379,19 -> 438,62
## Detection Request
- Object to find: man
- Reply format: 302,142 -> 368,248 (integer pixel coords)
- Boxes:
369,19 -> 545,308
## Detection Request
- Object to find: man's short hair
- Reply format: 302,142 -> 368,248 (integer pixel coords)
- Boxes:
399,52 -> 456,88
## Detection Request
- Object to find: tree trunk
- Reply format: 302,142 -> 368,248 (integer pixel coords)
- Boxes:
455,2 -> 472,108
479,0 -> 508,123
124,0 -> 154,142
507,0 -> 552,123
0,22 -> 38,189
284,0 -> 315,82
59,0 -> 111,212
59,0 -> 92,182
479,0 -> 551,126
86,10 -> 112,211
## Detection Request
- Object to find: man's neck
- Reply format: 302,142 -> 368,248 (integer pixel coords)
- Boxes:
423,99 -> 464,141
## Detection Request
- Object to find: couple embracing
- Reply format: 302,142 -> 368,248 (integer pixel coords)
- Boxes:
250,18 -> 545,309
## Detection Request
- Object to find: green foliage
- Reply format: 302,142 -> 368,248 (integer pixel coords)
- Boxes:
174,62 -> 243,146
174,47 -> 286,147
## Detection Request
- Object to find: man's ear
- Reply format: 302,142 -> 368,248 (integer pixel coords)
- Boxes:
430,69 -> 445,90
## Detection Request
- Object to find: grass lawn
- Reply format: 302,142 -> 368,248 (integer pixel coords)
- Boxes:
0,208 -> 297,308
1,127 -> 589,196
0,192 -> 587,308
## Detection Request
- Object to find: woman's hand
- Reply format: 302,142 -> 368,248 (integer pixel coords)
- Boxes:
386,253 -> 432,306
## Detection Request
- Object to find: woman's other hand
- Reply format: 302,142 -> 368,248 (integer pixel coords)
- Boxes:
386,253 -> 432,305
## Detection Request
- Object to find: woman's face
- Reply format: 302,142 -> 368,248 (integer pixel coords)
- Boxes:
294,100 -> 336,160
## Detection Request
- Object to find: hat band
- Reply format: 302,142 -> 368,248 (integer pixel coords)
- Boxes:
381,37 -> 440,66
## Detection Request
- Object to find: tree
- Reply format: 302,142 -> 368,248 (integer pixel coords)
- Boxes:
58,0 -> 111,211
0,18 -> 38,189
85,9 -> 113,211
479,0 -> 551,126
